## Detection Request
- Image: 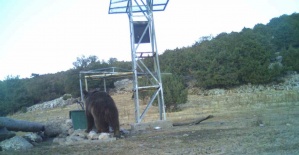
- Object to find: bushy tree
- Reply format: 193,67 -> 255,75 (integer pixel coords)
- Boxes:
136,75 -> 187,112
0,76 -> 32,116
72,55 -> 98,69
193,32 -> 241,88
282,46 -> 299,72
162,75 -> 187,112
268,13 -> 299,50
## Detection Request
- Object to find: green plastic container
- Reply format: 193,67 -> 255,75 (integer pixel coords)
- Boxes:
69,110 -> 87,130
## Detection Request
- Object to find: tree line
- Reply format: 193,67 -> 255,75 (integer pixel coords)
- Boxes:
0,57 -> 131,116
0,13 -> 298,116
159,13 -> 299,88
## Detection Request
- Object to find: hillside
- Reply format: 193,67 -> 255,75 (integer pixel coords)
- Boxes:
4,73 -> 299,154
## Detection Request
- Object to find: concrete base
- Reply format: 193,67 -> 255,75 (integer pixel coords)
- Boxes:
130,120 -> 173,132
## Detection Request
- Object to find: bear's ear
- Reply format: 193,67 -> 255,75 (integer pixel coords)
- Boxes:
83,90 -> 89,96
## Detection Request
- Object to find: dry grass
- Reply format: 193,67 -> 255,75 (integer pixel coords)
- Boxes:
10,93 -> 161,129
10,90 -> 299,129
7,89 -> 299,155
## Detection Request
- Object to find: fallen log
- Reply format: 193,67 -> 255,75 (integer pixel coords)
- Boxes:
172,115 -> 214,126
0,117 -> 45,132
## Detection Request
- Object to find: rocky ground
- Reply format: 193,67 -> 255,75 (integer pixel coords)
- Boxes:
2,74 -> 299,155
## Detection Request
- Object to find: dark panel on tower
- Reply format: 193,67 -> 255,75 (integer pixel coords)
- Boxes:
133,21 -> 150,44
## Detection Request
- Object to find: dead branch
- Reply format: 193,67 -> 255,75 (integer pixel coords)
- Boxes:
172,115 -> 214,126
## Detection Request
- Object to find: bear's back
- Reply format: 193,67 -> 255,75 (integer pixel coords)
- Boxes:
85,91 -> 115,107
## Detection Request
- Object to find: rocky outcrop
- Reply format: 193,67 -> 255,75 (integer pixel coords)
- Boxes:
26,96 -> 78,112
189,73 -> 299,96
113,79 -> 133,94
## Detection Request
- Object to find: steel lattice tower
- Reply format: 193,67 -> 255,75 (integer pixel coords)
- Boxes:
109,0 -> 169,123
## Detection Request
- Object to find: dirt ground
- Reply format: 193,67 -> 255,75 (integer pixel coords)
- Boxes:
5,90 -> 299,155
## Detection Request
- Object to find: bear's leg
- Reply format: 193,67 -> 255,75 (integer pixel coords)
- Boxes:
110,118 -> 120,138
93,115 -> 109,133
106,109 -> 120,138
85,111 -> 94,133
104,110 -> 120,137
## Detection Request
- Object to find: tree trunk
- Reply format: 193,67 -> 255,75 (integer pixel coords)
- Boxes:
0,117 -> 45,132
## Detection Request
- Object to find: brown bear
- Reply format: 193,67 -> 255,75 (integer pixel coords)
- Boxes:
83,90 -> 120,138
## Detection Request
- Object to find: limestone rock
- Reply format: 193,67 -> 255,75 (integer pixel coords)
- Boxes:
0,136 -> 33,151
66,135 -> 85,144
70,129 -> 87,139
23,133 -> 43,143
98,133 -> 110,140
65,119 -> 73,128
26,97 -> 77,112
53,137 -> 66,145
87,131 -> 98,140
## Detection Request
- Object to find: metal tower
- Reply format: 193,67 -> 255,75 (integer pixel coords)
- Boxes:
109,0 -> 169,123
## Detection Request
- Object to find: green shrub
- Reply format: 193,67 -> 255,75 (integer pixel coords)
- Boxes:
20,107 -> 27,113
162,75 -> 188,112
282,46 -> 299,72
136,75 -> 187,112
194,30 -> 283,88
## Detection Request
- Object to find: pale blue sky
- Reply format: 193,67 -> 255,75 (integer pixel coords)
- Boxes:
0,0 -> 298,80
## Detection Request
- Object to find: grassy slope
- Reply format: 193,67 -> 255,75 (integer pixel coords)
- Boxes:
6,89 -> 299,155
